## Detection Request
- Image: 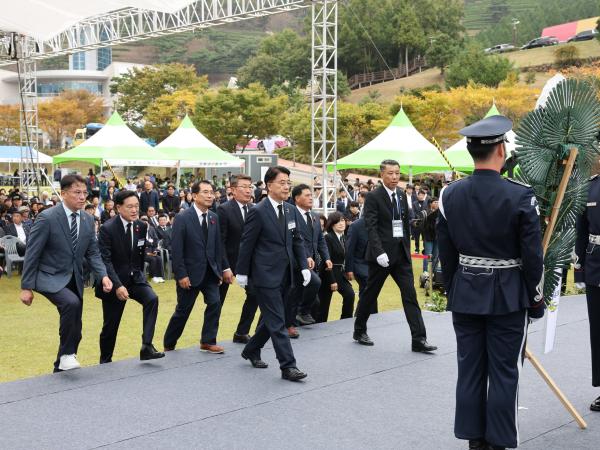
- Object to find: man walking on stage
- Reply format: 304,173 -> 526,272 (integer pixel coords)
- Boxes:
96,190 -> 165,363
236,166 -> 311,381
20,174 -> 113,372
353,159 -> 436,353
437,115 -> 544,450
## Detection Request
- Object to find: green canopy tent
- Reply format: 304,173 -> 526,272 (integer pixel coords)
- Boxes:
333,107 -> 451,179
156,115 -> 244,187
444,104 -> 516,174
53,112 -> 176,167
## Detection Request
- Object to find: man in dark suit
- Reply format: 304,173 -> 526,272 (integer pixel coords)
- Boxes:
155,214 -> 172,251
20,175 -> 113,372
163,180 -> 228,354
161,184 -> 180,214
353,160 -> 437,352
217,174 -> 259,344
336,188 -> 349,213
96,190 -> 164,363
236,166 -> 311,381
345,217 -> 376,313
287,183 -> 332,332
4,208 -> 31,244
412,189 -> 429,254
139,180 -> 159,214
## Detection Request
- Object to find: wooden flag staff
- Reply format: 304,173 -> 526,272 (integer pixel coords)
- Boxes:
524,147 -> 587,430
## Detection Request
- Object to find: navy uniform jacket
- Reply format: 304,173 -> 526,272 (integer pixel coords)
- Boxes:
217,199 -> 252,274
171,207 -> 223,287
96,217 -> 148,297
436,170 -> 544,316
236,198 -> 308,289
345,218 -> 369,279
292,207 -> 330,265
575,175 -> 600,286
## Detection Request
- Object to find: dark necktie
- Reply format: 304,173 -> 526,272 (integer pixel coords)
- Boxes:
201,213 -> 208,242
306,211 -> 313,230
70,212 -> 78,253
277,204 -> 285,231
125,222 -> 132,254
243,205 -> 248,222
391,192 -> 400,220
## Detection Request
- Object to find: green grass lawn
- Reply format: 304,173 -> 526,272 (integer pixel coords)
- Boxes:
0,249 -> 440,383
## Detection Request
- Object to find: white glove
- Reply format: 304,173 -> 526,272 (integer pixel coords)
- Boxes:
301,269 -> 311,287
236,274 -> 248,288
575,282 -> 586,289
376,253 -> 390,268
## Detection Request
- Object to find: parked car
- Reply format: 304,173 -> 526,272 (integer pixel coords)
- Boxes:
484,43 -> 515,54
567,29 -> 598,42
521,36 -> 559,50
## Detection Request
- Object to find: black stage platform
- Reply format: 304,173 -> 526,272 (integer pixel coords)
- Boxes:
1,295 -> 598,449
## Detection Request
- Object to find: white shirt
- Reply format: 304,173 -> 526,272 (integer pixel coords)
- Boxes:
62,203 -> 80,235
296,205 -> 311,223
236,200 -> 249,221
383,184 -> 401,212
120,215 -> 134,248
15,223 -> 27,243
268,195 -> 284,219
193,203 -> 209,227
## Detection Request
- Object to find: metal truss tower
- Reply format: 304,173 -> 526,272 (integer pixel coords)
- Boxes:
310,0 -> 337,215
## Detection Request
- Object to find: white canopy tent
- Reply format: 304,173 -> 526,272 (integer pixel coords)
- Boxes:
0,146 -> 53,164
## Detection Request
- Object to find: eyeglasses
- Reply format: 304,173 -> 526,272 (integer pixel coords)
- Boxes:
66,190 -> 87,197
236,184 -> 253,190
199,190 -> 214,196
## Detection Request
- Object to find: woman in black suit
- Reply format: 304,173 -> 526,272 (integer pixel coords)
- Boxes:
317,212 -> 355,322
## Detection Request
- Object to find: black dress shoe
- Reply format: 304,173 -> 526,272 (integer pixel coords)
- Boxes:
590,395 -> 600,411
412,340 -> 437,353
296,314 -> 316,326
353,332 -> 374,346
468,439 -> 487,449
241,351 -> 268,368
487,446 -> 505,450
233,333 -> 251,344
140,344 -> 166,361
281,367 -> 307,381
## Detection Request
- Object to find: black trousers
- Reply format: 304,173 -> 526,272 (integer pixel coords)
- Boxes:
452,310 -> 528,449
42,276 -> 82,371
413,229 -> 422,251
220,281 -> 259,336
145,254 -> 164,278
163,270 -> 221,347
243,274 -> 296,369
285,270 -> 321,327
355,273 -> 377,314
587,285 -> 600,387
317,271 -> 355,323
354,259 -> 426,340
99,283 -> 159,363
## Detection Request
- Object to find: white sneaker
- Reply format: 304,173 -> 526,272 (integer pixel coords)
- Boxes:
152,277 -> 160,283
58,354 -> 81,371
157,277 -> 165,283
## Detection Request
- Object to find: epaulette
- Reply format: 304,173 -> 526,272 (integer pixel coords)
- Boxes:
506,177 -> 531,188
590,174 -> 599,181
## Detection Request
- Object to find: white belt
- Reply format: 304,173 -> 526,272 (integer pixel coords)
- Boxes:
590,234 -> 600,245
459,254 -> 522,269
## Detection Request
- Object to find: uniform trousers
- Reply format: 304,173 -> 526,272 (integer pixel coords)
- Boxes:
163,270 -> 221,347
452,309 -> 528,449
99,283 -> 158,363
243,271 -> 296,369
355,273 -> 378,314
41,275 -> 82,371
285,269 -> 321,327
220,282 -> 259,336
587,285 -> 600,386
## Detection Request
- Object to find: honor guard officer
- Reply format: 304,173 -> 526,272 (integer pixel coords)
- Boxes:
437,115 -> 545,450
575,173 -> 600,412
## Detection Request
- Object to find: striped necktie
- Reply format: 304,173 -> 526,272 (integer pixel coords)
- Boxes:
70,212 -> 78,253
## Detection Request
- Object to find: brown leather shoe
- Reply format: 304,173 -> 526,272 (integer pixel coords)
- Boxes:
287,326 -> 299,339
200,343 -> 225,354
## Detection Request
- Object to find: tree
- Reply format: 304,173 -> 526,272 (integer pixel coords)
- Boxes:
110,63 -> 208,127
144,89 -> 197,143
445,45 -> 514,88
194,83 -> 287,151
38,98 -> 85,148
60,89 -> 104,124
0,104 -> 20,145
236,29 -> 310,90
426,32 -> 461,75
392,1 -> 426,76
488,0 -> 509,22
